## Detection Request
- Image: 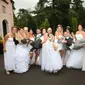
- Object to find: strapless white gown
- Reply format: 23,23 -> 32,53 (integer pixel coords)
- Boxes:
49,39 -> 63,72
4,38 -> 16,71
66,34 -> 84,69
14,44 -> 30,73
41,37 -> 63,73
57,35 -> 64,51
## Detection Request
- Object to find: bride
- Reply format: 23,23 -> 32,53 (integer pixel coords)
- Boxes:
14,28 -> 30,73
66,24 -> 84,69
3,27 -> 17,74
41,28 -> 63,73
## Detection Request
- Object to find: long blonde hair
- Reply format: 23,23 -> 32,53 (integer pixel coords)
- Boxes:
56,26 -> 63,34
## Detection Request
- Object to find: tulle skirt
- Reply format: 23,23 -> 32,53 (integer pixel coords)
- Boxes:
14,44 -> 30,73
4,41 -> 16,71
41,40 -> 63,73
66,48 -> 84,69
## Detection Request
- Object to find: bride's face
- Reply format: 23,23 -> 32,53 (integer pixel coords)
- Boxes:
12,27 -> 17,33
78,25 -> 83,31
29,30 -> 33,35
47,28 -> 52,34
57,27 -> 62,32
42,29 -> 46,34
19,29 -> 24,34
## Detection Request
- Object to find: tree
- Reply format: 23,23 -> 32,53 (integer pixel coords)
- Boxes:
72,0 -> 85,26
33,0 -> 71,31
40,18 -> 50,30
14,9 -> 37,31
14,0 -> 85,32
71,17 -> 78,33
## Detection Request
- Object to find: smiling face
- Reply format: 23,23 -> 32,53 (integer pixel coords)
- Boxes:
29,29 -> 33,35
24,27 -> 28,34
47,28 -> 52,34
36,29 -> 41,34
57,26 -> 63,33
42,29 -> 46,35
64,32 -> 68,37
19,28 -> 24,34
11,27 -> 17,34
78,24 -> 83,31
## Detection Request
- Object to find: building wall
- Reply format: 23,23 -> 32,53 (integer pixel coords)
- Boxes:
0,0 -> 14,38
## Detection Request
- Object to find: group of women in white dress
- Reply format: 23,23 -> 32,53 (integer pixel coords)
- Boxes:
3,24 -> 85,75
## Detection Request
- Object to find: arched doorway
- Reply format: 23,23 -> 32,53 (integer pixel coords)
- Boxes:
2,20 -> 8,37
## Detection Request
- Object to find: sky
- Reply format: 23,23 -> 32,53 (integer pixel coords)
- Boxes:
14,0 -> 39,13
14,0 -> 85,13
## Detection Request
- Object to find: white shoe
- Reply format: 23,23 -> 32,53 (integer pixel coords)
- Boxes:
6,71 -> 10,75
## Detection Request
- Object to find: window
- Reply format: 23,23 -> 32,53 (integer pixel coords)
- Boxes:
2,5 -> 6,13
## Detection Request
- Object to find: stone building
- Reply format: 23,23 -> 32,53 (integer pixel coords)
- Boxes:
0,0 -> 14,38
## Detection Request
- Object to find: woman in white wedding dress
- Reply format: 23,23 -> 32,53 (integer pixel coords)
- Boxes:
40,28 -> 48,71
3,27 -> 17,75
48,35 -> 63,73
55,25 -> 66,65
14,28 -> 30,73
41,28 -> 63,73
28,29 -> 35,65
66,24 -> 85,69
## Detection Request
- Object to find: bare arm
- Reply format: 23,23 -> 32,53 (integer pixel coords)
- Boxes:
3,34 -> 9,48
55,32 -> 63,40
55,32 -> 59,39
42,33 -> 48,44
82,31 -> 85,39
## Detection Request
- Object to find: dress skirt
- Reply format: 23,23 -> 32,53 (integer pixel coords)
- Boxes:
4,38 -> 16,71
41,39 -> 63,73
66,48 -> 84,69
14,44 -> 30,73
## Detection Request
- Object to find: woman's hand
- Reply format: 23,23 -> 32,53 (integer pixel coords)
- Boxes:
3,47 -> 6,52
62,40 -> 67,43
53,43 -> 58,50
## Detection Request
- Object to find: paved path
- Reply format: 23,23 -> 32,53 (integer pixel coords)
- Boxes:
0,55 -> 85,85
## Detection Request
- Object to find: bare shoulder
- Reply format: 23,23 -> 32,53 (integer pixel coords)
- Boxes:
55,31 -> 59,35
5,33 -> 11,37
82,31 -> 85,34
55,31 -> 58,34
82,31 -> 85,36
76,31 -> 79,34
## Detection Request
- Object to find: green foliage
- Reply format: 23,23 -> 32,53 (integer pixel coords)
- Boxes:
34,0 -> 71,31
71,17 -> 78,33
14,9 -> 37,31
0,36 -> 3,44
14,0 -> 85,32
40,18 -> 50,30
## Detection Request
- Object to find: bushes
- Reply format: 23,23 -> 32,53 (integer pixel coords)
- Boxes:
0,36 -> 3,54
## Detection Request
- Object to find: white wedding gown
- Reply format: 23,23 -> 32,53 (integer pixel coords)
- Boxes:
4,37 -> 16,71
41,37 -> 63,73
56,35 -> 64,51
66,34 -> 84,69
14,44 -> 30,73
